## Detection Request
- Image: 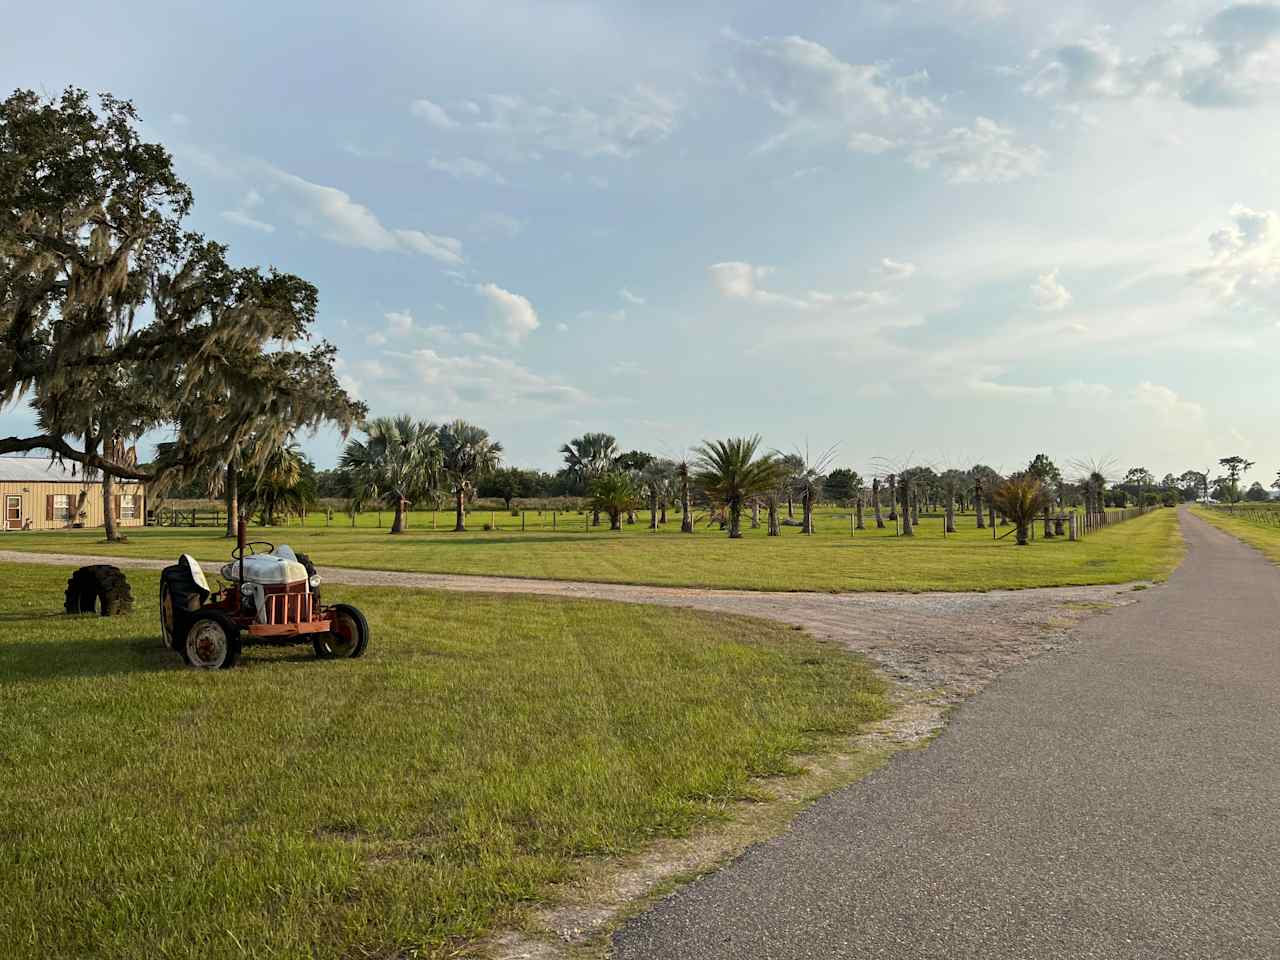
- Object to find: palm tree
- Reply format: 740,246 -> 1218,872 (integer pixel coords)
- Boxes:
439,420 -> 503,532
990,474 -> 1052,545
241,440 -> 310,525
340,416 -> 439,534
641,460 -> 675,530
560,432 -> 619,525
590,471 -> 641,530
778,453 -> 805,518
779,444 -> 836,535
693,436 -> 780,539
675,459 -> 694,534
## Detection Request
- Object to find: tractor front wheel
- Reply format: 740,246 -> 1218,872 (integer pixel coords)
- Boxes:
313,603 -> 369,660
183,610 -> 242,670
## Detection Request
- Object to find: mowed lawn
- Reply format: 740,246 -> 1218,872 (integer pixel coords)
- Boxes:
0,564 -> 889,960
0,506 -> 1185,592
1192,505 -> 1280,563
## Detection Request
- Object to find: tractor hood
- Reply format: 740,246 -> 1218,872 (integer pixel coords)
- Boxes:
220,554 -> 308,585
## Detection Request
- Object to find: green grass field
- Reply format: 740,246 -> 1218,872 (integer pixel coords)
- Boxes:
0,563 -> 889,960
1192,505 -> 1280,564
0,506 -> 1185,593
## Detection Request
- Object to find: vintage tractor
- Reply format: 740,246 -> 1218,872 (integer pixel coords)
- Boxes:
159,519 -> 369,669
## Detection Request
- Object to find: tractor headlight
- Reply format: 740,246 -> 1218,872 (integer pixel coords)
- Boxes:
240,582 -> 255,596
308,575 -> 322,589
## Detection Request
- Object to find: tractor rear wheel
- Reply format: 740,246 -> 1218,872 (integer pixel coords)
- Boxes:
183,610 -> 242,669
313,603 -> 369,660
159,564 -> 205,649
64,565 -> 133,616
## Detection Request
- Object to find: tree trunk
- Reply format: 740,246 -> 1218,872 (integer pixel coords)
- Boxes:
787,493 -> 794,519
751,499 -> 760,528
1043,507 -> 1054,539
911,494 -> 920,526
887,476 -> 898,521
1016,523 -> 1029,545
611,511 -> 622,531
728,502 -> 742,538
592,509 -> 601,526
768,497 -> 780,536
392,496 -> 407,534
649,493 -> 658,530
975,488 -> 985,529
627,508 -> 636,525
102,472 -> 121,542
660,503 -> 668,524
224,465 -> 239,537
900,477 -> 913,536
454,489 -> 466,531
680,481 -> 693,534
945,497 -> 956,533
802,493 -> 814,534
856,496 -> 865,530
873,478 -> 885,528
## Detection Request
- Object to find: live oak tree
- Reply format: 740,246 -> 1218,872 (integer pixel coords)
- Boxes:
1,88 -> 363,514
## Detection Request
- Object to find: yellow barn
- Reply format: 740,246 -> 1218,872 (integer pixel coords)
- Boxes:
0,457 -> 146,532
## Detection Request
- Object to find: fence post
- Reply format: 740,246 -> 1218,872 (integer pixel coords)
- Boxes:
522,511 -> 526,532
553,511 -> 557,530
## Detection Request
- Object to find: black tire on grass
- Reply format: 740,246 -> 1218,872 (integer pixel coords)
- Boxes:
64,565 -> 133,617
313,603 -> 369,660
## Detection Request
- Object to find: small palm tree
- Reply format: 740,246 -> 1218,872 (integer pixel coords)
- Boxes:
990,474 -> 1052,545
439,420 -> 503,532
693,436 -> 780,539
641,459 -> 675,530
340,416 -> 439,534
241,440 -> 310,525
590,471 -> 641,530
675,459 -> 695,534
561,432 -> 619,525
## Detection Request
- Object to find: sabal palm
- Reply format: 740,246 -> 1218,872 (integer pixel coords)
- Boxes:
439,419 -> 503,532
340,415 -> 439,534
589,471 -> 640,531
561,432 -> 618,524
693,436 -> 780,539
990,474 -> 1052,546
242,440 -> 308,525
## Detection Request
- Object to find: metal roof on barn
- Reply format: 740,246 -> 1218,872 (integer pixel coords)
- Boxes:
0,457 -> 139,484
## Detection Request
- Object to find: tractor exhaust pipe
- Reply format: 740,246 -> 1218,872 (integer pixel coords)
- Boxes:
237,516 -> 247,583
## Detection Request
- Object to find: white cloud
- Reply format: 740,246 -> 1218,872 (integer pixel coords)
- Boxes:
730,33 -> 938,155
1193,204 -> 1280,308
709,261 -> 889,310
620,288 -> 646,304
367,331 -> 387,346
556,322 -> 569,333
385,310 -> 414,334
907,117 -> 1044,183
477,283 -> 539,345
428,155 -> 506,184
269,167 -> 464,264
878,257 -> 917,280
410,98 -> 458,129
1031,269 -> 1073,311
474,86 -> 679,159
221,189 -> 274,233
1026,6 -> 1280,108
408,349 -> 589,409
1133,381 -> 1205,422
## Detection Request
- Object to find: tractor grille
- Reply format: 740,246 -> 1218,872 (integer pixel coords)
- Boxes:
261,583 -> 313,625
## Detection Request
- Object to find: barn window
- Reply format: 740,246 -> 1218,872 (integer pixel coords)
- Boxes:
120,494 -> 136,520
53,494 -> 71,521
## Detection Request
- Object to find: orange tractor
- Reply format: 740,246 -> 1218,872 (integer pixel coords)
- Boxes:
159,519 -> 369,669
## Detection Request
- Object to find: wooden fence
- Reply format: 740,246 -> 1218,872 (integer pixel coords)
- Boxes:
151,507 -> 227,528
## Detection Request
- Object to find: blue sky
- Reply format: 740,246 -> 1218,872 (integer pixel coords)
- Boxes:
3,1 -> 1279,487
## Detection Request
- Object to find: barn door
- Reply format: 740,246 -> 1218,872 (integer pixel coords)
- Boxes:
4,495 -> 21,530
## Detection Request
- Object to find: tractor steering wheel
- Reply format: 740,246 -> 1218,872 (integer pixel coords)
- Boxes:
232,540 -> 276,560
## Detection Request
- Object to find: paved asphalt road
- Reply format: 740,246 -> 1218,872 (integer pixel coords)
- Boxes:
612,508 -> 1280,959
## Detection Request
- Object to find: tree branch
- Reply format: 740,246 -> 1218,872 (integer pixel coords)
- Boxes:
0,434 -> 154,481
